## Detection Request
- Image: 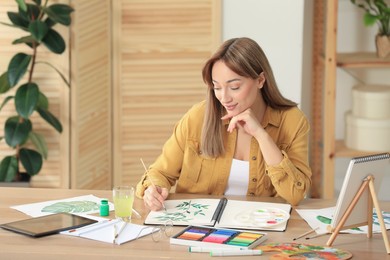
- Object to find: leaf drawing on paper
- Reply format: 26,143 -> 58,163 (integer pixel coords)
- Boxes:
154,200 -> 210,222
316,215 -> 361,231
41,201 -> 99,213
316,215 -> 331,224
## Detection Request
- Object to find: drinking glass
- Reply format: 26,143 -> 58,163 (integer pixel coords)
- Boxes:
113,186 -> 135,222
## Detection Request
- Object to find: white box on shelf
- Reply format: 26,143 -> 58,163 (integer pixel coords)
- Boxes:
352,84 -> 390,119
345,111 -> 390,152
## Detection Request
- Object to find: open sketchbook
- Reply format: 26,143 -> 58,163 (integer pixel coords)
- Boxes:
62,219 -> 157,245
144,198 -> 291,231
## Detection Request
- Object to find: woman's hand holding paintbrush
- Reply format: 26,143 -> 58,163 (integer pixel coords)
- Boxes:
140,158 -> 168,211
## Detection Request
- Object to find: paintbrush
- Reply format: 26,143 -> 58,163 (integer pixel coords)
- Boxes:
140,158 -> 167,211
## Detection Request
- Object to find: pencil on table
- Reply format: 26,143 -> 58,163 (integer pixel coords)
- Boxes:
305,232 -> 328,240
140,158 -> 167,211
132,208 -> 141,219
113,221 -> 127,244
292,227 -> 319,241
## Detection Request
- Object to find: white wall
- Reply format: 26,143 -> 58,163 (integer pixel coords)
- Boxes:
222,0 -> 310,115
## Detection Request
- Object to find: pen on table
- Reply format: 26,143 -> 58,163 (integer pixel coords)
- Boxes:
113,221 -> 127,244
140,158 -> 167,211
209,249 -> 262,257
189,246 -> 247,253
77,219 -> 114,236
132,208 -> 141,219
292,227 -> 319,240
305,232 -> 328,240
113,223 -> 117,243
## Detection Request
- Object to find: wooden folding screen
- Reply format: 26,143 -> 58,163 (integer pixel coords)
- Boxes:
112,0 -> 221,187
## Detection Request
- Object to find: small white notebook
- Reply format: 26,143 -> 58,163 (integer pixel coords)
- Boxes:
62,219 -> 157,245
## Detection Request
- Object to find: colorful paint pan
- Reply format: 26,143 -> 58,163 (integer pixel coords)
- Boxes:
176,226 -> 210,241
171,225 -> 267,249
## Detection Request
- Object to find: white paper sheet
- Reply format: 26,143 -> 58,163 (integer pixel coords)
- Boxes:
296,207 -> 390,234
11,194 -> 114,217
62,219 -> 157,245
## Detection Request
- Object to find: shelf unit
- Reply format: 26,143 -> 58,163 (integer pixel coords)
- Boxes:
311,0 -> 390,199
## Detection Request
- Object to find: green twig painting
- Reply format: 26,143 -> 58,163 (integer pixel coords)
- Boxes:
154,200 -> 210,222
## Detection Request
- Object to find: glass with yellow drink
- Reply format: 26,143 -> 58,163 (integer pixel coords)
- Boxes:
113,186 -> 135,222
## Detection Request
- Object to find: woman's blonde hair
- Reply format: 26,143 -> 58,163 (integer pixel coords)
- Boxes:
201,37 -> 297,158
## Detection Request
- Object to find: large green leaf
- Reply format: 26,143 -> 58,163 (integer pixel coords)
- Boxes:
35,61 -> 70,87
0,72 -> 11,94
4,116 -> 32,147
12,35 -> 38,50
44,17 -> 56,28
29,20 -> 49,42
7,11 -> 29,29
42,29 -> 65,54
37,108 -> 62,133
15,82 -> 39,119
19,4 -> 40,22
20,148 -> 43,176
29,131 -> 48,160
32,0 -> 42,6
0,96 -> 14,112
16,0 -> 27,12
12,35 -> 36,46
37,91 -> 49,110
364,13 -> 378,26
43,4 -> 74,26
7,53 -> 32,87
0,156 -> 18,182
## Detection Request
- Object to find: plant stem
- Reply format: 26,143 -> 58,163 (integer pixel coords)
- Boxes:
29,42 -> 37,83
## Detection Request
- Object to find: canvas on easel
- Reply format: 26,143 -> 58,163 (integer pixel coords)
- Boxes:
326,153 -> 390,254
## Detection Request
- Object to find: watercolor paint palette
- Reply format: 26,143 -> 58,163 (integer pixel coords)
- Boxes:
234,207 -> 290,228
170,225 -> 268,249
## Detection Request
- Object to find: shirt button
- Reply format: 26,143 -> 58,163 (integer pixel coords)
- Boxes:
252,156 -> 257,160
252,178 -> 257,182
198,151 -> 202,155
249,192 -> 255,196
296,182 -> 302,186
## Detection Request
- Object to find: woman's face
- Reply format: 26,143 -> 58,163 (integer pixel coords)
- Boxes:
211,60 -> 265,117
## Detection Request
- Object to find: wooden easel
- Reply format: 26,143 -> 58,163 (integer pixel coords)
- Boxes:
326,175 -> 390,254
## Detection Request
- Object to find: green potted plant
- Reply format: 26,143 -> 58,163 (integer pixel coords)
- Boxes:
351,0 -> 390,58
0,0 -> 73,183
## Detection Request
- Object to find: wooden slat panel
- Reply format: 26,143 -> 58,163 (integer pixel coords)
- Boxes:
113,0 -> 221,187
310,0 -> 325,198
0,0 -> 70,188
70,0 -> 112,189
322,0 -> 338,199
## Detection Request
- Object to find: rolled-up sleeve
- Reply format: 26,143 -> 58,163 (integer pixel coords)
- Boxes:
266,114 -> 312,205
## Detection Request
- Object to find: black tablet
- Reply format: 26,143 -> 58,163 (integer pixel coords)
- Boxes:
0,212 -> 98,237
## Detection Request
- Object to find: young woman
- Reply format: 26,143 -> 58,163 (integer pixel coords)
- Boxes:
136,37 -> 312,210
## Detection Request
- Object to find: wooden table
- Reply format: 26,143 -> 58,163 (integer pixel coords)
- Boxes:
0,187 -> 389,259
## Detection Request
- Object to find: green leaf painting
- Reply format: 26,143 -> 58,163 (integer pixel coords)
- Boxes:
154,200 -> 210,222
316,215 -> 362,231
41,201 -> 99,213
316,215 -> 331,224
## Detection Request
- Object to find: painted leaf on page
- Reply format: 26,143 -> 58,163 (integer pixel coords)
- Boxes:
41,201 -> 99,213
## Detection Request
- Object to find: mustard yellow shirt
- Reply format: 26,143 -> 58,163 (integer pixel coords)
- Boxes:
136,101 -> 312,205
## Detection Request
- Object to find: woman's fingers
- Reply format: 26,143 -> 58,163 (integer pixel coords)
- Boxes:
143,185 -> 168,211
224,109 -> 262,135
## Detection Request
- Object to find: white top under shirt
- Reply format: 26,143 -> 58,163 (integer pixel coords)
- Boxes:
224,159 -> 249,196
